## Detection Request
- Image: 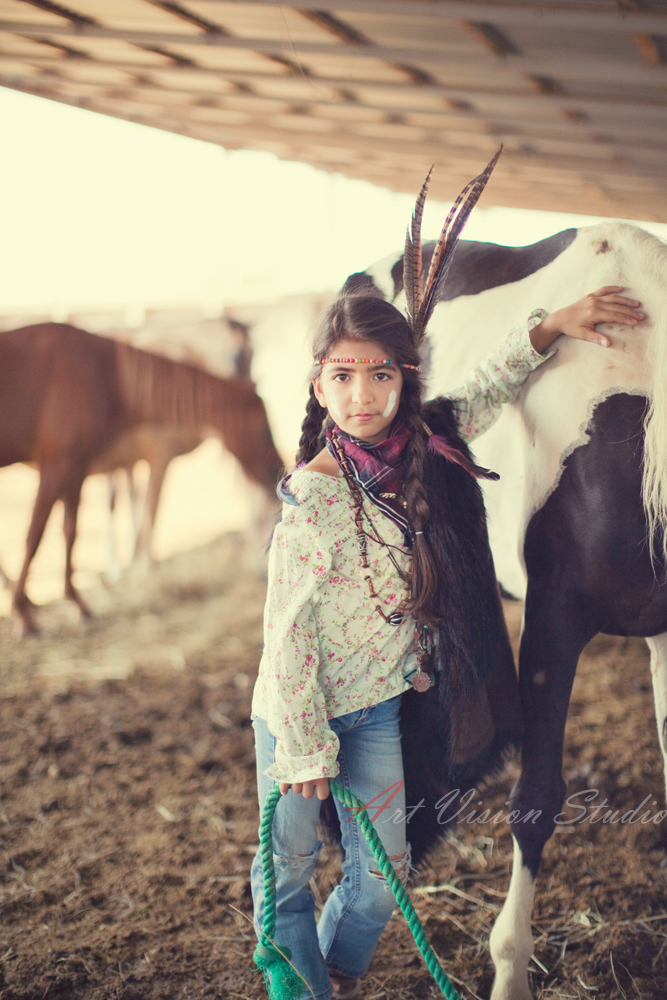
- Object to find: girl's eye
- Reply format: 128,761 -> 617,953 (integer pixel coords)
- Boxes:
333,373 -> 350,382
374,372 -> 392,381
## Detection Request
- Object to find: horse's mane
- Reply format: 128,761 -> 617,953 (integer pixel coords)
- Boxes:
615,223 -> 667,570
113,340 -> 253,430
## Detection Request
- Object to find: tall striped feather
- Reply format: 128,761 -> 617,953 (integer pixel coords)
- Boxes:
414,146 -> 502,342
403,165 -> 433,337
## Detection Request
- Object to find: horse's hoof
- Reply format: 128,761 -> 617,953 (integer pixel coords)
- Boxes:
490,976 -> 533,1000
9,583 -> 37,610
11,610 -> 38,638
65,591 -> 93,619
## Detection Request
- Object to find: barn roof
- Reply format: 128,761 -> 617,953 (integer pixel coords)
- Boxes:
2,0 -> 667,219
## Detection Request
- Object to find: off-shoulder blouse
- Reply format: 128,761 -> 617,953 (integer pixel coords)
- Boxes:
251,311 -> 550,783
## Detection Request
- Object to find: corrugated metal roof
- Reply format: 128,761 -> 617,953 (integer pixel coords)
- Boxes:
2,0 -> 667,219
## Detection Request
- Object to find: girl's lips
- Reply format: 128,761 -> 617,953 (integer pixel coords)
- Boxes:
352,413 -> 375,421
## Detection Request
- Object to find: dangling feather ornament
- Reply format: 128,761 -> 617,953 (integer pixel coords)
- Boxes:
405,146 -> 503,346
422,421 -> 499,481
403,164 -> 432,339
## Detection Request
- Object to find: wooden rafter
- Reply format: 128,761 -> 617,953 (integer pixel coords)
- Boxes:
461,21 -> 520,57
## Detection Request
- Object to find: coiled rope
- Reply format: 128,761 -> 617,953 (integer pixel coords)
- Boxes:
253,779 -> 462,1000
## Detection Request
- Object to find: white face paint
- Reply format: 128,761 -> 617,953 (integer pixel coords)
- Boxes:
383,389 -> 397,420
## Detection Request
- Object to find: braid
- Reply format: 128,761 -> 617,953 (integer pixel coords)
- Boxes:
296,383 -> 327,465
401,383 -> 442,631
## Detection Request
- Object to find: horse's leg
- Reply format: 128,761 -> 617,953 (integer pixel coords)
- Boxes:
133,452 -> 170,571
12,461 -> 73,632
125,464 -> 143,548
646,633 -> 667,799
62,470 -> 91,617
490,587 -> 594,1000
103,470 -> 123,583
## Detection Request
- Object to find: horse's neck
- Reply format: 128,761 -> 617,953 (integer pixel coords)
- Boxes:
114,342 -> 238,431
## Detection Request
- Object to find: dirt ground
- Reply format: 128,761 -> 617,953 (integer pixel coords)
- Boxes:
0,534 -> 666,1000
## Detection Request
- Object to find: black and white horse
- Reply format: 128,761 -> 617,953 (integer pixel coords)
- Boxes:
346,221 -> 667,1000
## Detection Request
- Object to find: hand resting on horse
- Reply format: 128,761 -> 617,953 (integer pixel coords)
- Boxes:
529,285 -> 645,355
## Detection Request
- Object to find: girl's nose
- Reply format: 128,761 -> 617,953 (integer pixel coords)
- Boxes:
352,377 -> 374,405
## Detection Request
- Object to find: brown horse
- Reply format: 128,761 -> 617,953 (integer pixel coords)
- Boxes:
0,322 -> 284,631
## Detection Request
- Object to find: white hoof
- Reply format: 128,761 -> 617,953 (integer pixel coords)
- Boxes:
490,970 -> 533,1000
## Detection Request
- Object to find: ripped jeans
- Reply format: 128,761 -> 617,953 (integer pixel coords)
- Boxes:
251,694 -> 409,1000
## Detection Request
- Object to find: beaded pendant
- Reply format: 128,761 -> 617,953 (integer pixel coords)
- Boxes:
411,623 -> 434,692
412,669 -> 431,693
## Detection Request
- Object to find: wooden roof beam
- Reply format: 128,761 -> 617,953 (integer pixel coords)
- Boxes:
2,53 -> 666,119
459,18 -> 570,105
188,1 -> 667,35
20,0 -> 95,26
461,22 -> 520,57
295,9 -> 438,87
5,19 -> 667,88
150,1 -> 230,35
134,126 -> 667,179
6,75 -> 666,181
8,69 -> 665,147
297,9 -> 371,45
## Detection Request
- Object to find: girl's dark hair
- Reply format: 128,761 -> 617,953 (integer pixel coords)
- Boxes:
296,293 -> 441,629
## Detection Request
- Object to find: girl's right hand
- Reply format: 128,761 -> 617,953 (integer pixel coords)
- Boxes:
529,286 -> 645,354
279,778 -> 330,800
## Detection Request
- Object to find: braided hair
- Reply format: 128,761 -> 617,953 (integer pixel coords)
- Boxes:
295,383 -> 329,466
297,293 -> 441,629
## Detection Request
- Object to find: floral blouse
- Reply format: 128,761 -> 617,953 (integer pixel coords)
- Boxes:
251,310 -> 550,783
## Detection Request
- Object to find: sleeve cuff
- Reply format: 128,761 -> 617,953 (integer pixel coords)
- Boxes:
264,744 -> 340,784
522,308 -> 556,365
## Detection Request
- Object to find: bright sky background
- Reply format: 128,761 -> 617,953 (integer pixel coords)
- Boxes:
2,85 -> 667,313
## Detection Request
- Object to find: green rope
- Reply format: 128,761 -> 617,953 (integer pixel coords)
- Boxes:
253,780 -> 463,1000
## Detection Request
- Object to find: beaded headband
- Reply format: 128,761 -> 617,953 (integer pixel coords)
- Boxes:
320,357 -> 420,371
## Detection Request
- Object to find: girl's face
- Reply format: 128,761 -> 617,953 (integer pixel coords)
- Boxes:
313,338 -> 404,444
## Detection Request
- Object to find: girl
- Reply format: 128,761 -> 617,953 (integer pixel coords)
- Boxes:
250,169 -> 644,1000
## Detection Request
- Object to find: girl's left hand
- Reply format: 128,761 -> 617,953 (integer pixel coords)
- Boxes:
279,778 -> 330,800
530,286 -> 646,355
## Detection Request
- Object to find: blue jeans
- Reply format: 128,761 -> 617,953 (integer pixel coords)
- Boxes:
251,694 -> 408,1000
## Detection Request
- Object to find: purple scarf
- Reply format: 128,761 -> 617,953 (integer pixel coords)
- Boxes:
275,418 -> 499,523
325,422 -> 411,536
325,419 -> 499,537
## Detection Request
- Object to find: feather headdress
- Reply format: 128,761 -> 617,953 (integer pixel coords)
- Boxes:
404,146 -> 502,345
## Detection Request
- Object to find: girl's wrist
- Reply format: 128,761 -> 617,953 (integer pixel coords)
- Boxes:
529,312 -> 561,356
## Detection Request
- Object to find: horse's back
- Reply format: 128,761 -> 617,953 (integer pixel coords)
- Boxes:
0,323 -> 121,467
